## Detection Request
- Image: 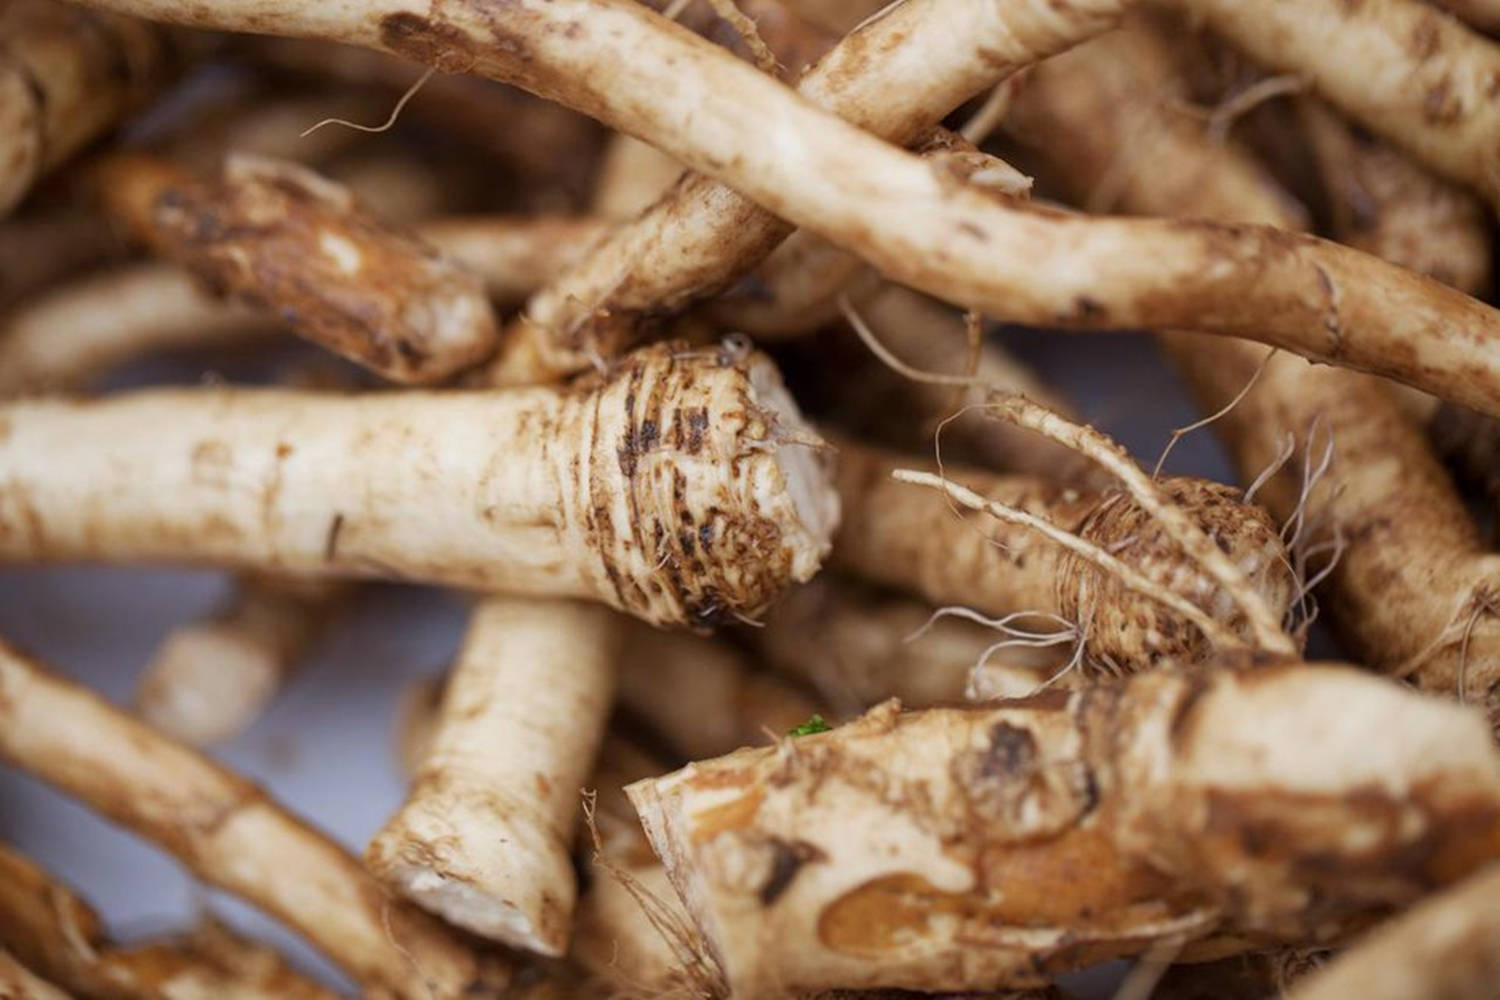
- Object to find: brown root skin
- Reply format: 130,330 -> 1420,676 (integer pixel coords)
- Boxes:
1172,0 -> 1500,208
831,439 -> 1295,673
1434,0 -> 1500,33
0,951 -> 68,1000
1152,948 -> 1328,999
0,842 -> 341,1000
0,1 -> 181,214
0,642 -> 506,1000
629,664 -> 1500,996
1000,14 -> 1500,724
1287,863 -> 1500,1000
136,575 -> 350,746
95,152 -> 498,383
0,208 -> 123,312
0,343 -> 838,629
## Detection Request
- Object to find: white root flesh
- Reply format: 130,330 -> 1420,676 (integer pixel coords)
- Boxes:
629,664 -> 1500,996
0,641 -> 505,999
0,343 -> 838,628
367,596 -> 620,955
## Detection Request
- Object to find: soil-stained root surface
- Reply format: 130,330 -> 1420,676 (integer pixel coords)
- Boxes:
630,664 -> 1500,996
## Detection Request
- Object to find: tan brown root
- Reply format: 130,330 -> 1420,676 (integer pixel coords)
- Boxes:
417,215 -> 610,304
832,439 -> 1294,672
96,153 -> 498,383
1172,0 -> 1500,208
1152,947 -> 1328,999
0,841 -> 341,1000
754,576 -> 1069,713
486,0 -> 1132,384
617,625 -> 824,761
0,1 -> 180,214
0,644 -> 503,999
0,950 -> 69,1000
1287,863 -> 1500,1000
630,664 -> 1500,996
996,13 -> 1500,723
0,208 -> 121,312
135,575 -> 349,746
367,596 -> 620,955
55,0 -> 1500,414
0,343 -> 838,628
1433,0 -> 1500,32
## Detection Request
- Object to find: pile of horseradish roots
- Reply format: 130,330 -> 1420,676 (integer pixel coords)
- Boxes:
3,0 -> 1500,996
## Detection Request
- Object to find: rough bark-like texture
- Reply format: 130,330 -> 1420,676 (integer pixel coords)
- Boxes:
630,665 -> 1500,996
0,0 -> 180,214
0,343 -> 838,628
1002,16 -> 1500,727
97,153 -> 497,383
0,647 -> 502,1000
367,596 -> 620,956
832,440 -> 1294,672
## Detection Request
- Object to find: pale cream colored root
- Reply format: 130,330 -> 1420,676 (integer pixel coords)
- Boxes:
96,152 -> 498,383
617,624 -> 824,761
630,664 -> 1500,996
368,596 -> 621,955
135,575 -> 350,746
484,0 -> 1130,384
0,344 -> 838,628
1172,0 -> 1500,208
58,0 -> 1500,415
0,642 -> 505,999
418,215 -> 611,304
324,150 -> 449,225
0,1 -> 180,214
1288,864 -> 1500,1000
754,576 -> 1068,713
0,264 -> 271,397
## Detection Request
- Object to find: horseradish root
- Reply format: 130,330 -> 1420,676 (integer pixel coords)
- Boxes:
0,0 -> 179,214
1286,862 -> 1500,1000
832,439 -> 1295,671
488,0 -> 1132,383
0,343 -> 838,628
1172,0 -> 1500,207
96,153 -> 498,383
0,641 -> 504,999
0,951 -> 67,1000
629,664 -> 1500,996
367,596 -> 619,955
55,0 -> 1500,413
135,574 -> 349,746
0,842 -> 337,1000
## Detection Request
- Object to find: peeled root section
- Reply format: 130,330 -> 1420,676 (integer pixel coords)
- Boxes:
629,665 -> 1500,996
367,596 -> 620,955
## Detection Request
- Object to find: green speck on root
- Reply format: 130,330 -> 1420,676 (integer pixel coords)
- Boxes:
788,714 -> 830,737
